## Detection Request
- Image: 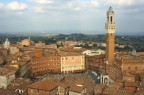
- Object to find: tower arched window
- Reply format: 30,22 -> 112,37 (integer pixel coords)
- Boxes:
110,16 -> 113,23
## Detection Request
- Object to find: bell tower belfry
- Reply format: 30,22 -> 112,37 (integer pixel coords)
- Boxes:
105,6 -> 116,65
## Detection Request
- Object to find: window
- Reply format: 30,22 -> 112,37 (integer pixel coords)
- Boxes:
110,16 -> 113,23
128,66 -> 131,70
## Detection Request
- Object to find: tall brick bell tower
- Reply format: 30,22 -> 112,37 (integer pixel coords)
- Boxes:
105,7 -> 116,65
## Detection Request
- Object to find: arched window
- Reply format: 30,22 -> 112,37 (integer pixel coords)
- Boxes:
104,78 -> 108,84
135,67 -> 138,70
110,16 -> 113,23
128,66 -> 131,70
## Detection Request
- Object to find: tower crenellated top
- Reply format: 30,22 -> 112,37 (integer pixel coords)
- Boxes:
105,7 -> 116,33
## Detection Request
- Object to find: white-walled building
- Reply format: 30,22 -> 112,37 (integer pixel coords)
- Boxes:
97,43 -> 106,47
4,38 -> 10,49
82,49 -> 105,56
60,53 -> 85,73
10,45 -> 19,54
0,67 -> 15,89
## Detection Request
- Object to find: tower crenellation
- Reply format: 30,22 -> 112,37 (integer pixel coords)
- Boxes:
105,6 -> 116,33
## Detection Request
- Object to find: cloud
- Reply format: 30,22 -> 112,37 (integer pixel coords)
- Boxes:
62,0 -> 100,12
6,1 -> 27,11
73,7 -> 81,11
90,0 -> 99,7
110,0 -> 135,5
34,0 -> 54,4
0,3 -> 4,9
28,0 -> 100,13
34,7 -> 46,13
107,0 -> 144,5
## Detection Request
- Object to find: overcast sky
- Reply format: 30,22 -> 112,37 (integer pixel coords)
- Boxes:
0,0 -> 144,35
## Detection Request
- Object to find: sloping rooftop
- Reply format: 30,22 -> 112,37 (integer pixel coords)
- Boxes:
0,67 -> 16,76
27,78 -> 58,91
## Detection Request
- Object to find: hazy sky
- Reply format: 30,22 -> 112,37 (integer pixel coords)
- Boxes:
0,0 -> 144,34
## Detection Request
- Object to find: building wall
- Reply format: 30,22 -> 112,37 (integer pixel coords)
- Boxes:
122,63 -> 144,73
0,76 -> 7,89
46,44 -> 57,49
123,76 -> 135,82
69,91 -> 81,95
0,74 -> 15,89
85,55 -> 106,70
83,49 -> 105,56
30,54 -> 85,76
7,74 -> 15,85
30,55 -> 61,76
61,55 -> 85,73
28,88 -> 58,95
28,88 -> 50,95
35,42 -> 45,47
116,53 -> 144,74
10,46 -> 19,54
58,86 -> 68,95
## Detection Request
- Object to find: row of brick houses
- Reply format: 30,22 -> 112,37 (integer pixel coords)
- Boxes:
30,52 -> 85,76
85,54 -> 106,70
116,52 -> 144,74
30,55 -> 61,76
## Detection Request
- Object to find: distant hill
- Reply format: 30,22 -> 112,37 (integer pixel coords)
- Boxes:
0,33 -> 144,52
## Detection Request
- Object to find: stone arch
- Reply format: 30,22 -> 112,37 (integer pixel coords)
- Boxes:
104,78 -> 108,84
101,75 -> 110,85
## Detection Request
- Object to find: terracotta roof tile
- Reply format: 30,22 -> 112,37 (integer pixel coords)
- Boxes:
27,79 -> 58,91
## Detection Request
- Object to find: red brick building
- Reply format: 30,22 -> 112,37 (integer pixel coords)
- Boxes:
85,54 -> 106,70
116,52 -> 144,74
30,55 -> 61,76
